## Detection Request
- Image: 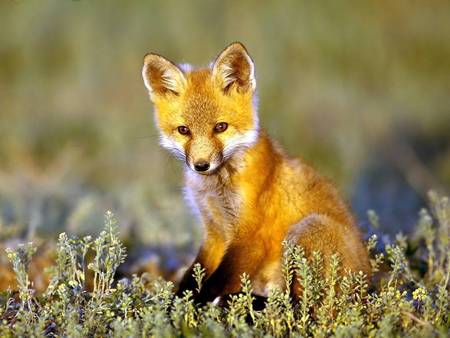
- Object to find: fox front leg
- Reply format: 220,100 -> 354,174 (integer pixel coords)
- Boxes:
195,242 -> 264,304
176,230 -> 226,298
176,263 -> 200,298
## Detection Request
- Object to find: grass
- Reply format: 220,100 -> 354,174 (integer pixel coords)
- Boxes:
1,0 -> 449,240
0,192 -> 448,337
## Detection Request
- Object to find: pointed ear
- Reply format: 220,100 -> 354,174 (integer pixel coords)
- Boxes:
212,42 -> 256,94
142,53 -> 186,99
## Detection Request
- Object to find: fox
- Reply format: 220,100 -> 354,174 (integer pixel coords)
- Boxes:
141,42 -> 370,303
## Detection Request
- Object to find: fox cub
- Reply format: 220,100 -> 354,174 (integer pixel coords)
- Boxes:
142,42 -> 370,303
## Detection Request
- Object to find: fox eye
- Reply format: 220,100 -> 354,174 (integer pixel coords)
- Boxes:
214,122 -> 228,133
177,126 -> 190,135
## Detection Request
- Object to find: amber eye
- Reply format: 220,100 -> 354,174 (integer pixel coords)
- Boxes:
214,122 -> 228,133
177,126 -> 190,135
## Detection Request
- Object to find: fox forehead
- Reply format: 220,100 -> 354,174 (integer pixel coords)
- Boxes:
155,68 -> 255,133
183,69 -> 222,126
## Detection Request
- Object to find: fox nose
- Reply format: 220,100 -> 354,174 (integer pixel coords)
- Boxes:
194,161 -> 210,172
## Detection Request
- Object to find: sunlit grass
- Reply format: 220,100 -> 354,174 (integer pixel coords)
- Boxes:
1,192 -> 448,336
1,2 -> 449,232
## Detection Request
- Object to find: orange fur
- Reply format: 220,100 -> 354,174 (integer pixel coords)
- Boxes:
142,42 -> 370,303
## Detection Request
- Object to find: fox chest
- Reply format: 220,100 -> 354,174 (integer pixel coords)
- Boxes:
185,175 -> 242,229
197,186 -> 241,227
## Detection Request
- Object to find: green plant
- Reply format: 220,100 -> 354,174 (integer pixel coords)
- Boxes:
1,193 -> 449,337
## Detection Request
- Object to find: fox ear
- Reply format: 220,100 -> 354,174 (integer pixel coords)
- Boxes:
142,53 -> 186,99
212,42 -> 256,93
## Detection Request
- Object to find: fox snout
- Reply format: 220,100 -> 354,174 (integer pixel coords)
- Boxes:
186,137 -> 223,174
193,161 -> 210,172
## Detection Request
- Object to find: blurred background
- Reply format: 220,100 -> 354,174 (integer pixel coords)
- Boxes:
0,0 -> 449,287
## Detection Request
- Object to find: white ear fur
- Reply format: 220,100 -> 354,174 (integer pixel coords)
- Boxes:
212,42 -> 256,93
142,54 -> 187,97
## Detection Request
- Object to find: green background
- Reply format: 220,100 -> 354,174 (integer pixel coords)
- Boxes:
0,0 -> 449,246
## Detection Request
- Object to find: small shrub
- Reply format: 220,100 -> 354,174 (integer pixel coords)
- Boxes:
1,193 -> 449,337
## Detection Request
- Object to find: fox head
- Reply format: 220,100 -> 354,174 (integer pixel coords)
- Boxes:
142,42 -> 259,175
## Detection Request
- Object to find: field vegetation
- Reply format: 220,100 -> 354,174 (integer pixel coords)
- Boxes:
1,192 -> 449,336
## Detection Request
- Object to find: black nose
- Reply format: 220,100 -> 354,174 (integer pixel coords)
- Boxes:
194,161 -> 210,172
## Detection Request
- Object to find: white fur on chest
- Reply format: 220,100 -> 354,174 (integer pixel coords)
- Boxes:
184,168 -> 241,234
